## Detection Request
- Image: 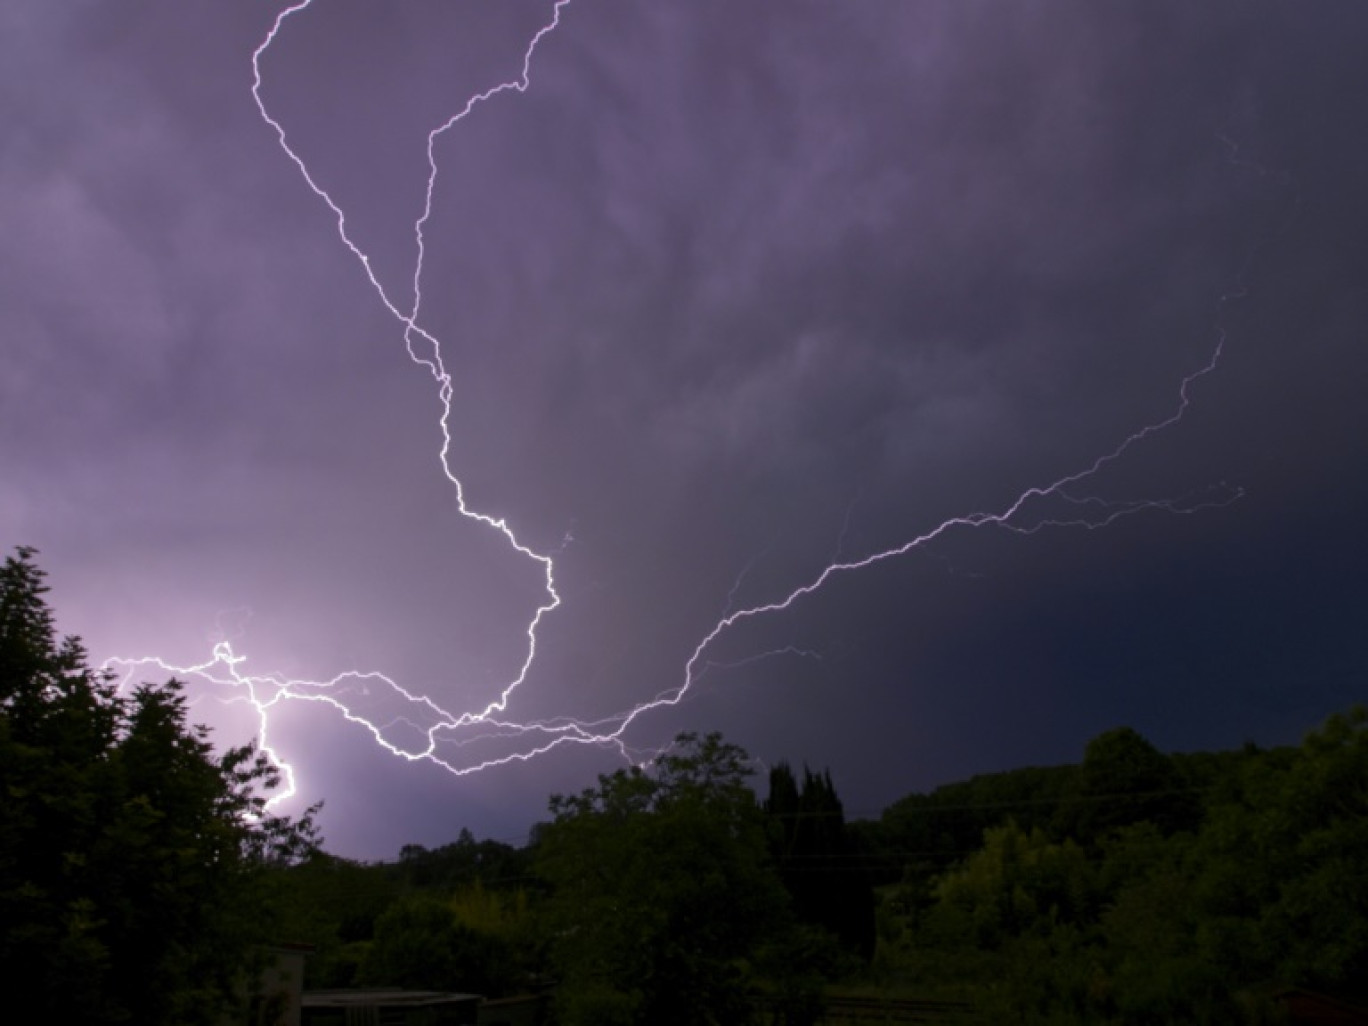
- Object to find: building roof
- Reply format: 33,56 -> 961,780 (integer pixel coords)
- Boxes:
302,989 -> 481,1008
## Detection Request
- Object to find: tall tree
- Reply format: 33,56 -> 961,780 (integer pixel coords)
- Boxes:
766,762 -> 876,961
534,732 -> 791,1026
0,547 -> 318,1024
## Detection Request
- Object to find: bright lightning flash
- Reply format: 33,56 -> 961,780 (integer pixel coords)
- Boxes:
106,1 -> 1256,809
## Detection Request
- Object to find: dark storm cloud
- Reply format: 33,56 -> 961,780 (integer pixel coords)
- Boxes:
3,1 -> 1365,856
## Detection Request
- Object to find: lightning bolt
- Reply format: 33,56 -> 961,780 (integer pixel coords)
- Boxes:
108,1 -> 1275,810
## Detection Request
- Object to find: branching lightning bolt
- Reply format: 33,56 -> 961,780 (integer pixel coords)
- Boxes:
107,1 -> 1268,809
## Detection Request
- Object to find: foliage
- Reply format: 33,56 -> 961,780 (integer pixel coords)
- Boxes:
1054,727 -> 1201,843
265,828 -> 540,994
929,822 -> 1095,949
873,712 -> 1368,1023
262,852 -> 404,987
534,731 -> 792,1026
766,762 -> 876,961
396,827 -> 532,890
357,892 -> 524,996
870,762 -> 1079,884
0,547 -> 319,1024
1190,706 -> 1368,992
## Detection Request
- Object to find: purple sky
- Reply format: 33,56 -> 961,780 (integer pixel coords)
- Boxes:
4,0 -> 1366,859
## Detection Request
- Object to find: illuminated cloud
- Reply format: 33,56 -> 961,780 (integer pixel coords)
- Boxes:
4,1 -> 1366,857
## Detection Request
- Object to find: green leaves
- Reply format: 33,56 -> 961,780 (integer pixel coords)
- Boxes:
1190,705 -> 1368,993
536,732 -> 790,1026
0,547 -> 320,1024
883,709 -> 1368,1022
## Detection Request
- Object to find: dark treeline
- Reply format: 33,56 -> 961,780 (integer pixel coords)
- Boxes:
271,713 -> 1368,1024
5,547 -> 1367,1024
263,829 -> 544,998
852,732 -> 1249,883
271,735 -> 879,1026
854,721 -> 1368,1023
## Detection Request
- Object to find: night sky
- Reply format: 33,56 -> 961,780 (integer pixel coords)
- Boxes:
4,1 -> 1366,859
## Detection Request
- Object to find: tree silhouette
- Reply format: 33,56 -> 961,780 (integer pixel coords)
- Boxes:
535,732 -> 790,1026
0,547 -> 318,1024
766,762 -> 876,961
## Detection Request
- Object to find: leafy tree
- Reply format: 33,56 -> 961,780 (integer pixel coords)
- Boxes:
1091,825 -> 1228,1023
396,827 -> 531,891
0,547 -> 318,1024
1190,706 -> 1368,999
871,762 -> 1078,883
263,852 -> 403,987
898,710 -> 1368,1022
534,732 -> 792,1026
1055,727 -> 1199,843
357,893 -> 523,996
929,821 -> 1095,950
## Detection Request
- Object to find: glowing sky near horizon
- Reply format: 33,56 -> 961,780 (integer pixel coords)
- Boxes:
3,1 -> 1366,857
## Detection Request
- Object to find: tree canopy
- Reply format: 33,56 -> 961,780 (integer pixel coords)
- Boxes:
867,715 -> 1368,1022
0,547 -> 318,1024
534,731 -> 792,1026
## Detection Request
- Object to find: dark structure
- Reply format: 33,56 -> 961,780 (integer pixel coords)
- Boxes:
300,990 -> 480,1026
